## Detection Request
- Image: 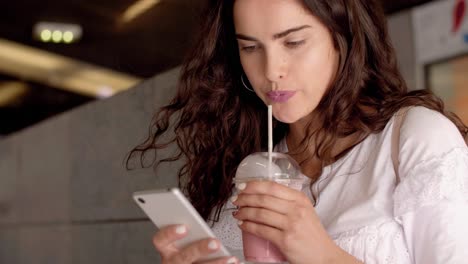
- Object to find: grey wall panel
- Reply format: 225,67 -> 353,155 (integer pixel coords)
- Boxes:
0,227 -> 18,264
388,10 -> 418,91
17,225 -> 72,264
71,221 -> 160,264
14,115 -> 72,224
1,222 -> 159,264
0,136 -> 18,224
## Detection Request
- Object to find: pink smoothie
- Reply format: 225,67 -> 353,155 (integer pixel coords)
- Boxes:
234,152 -> 305,263
242,231 -> 287,263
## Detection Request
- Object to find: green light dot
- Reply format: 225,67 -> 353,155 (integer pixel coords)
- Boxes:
40,30 -> 52,42
52,30 -> 62,43
63,31 -> 74,43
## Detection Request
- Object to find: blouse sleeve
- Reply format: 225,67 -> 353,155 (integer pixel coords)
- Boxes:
393,107 -> 468,263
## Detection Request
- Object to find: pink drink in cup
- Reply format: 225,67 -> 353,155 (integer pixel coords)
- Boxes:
234,152 -> 305,263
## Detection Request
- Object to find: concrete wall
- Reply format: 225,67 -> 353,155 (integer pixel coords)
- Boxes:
0,67 -> 183,264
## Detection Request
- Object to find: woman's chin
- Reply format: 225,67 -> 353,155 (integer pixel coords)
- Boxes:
274,114 -> 300,124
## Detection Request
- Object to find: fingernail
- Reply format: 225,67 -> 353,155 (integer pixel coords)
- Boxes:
236,183 -> 246,191
237,220 -> 243,226
175,225 -> 187,234
226,257 -> 237,264
208,240 -> 219,250
232,211 -> 238,216
230,195 -> 238,203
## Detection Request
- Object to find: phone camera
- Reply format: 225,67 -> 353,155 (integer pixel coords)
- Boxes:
138,198 -> 145,204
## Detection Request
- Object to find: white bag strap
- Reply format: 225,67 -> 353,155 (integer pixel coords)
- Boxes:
391,107 -> 410,183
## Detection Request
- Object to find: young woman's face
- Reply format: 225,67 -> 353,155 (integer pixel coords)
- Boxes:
234,0 -> 339,124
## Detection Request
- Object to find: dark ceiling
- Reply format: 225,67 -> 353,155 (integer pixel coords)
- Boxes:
0,0 -> 435,137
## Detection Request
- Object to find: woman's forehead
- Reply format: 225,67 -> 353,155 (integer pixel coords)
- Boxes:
233,0 -> 318,34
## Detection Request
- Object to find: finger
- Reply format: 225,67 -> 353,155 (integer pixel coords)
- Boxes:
170,238 -> 221,264
235,206 -> 288,230
231,193 -> 292,215
153,225 -> 188,255
236,180 -> 303,201
202,256 -> 239,264
238,220 -> 283,248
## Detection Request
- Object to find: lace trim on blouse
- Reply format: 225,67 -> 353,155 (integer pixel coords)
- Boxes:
393,147 -> 468,217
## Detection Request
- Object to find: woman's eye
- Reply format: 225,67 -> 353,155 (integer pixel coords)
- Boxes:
241,45 -> 257,52
286,40 -> 306,48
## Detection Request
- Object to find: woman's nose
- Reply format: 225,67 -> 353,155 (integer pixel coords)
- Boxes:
264,52 -> 287,83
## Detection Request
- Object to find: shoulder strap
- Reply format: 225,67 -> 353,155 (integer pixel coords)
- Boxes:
391,107 -> 410,183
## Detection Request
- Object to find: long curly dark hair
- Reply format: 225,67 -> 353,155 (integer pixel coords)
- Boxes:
127,0 -> 468,222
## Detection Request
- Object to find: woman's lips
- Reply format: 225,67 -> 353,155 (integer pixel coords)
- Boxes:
266,91 -> 296,103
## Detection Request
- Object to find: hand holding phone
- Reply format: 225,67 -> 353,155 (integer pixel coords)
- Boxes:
133,188 -> 236,263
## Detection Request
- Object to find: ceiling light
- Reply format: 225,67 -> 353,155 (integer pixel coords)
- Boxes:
33,22 -> 82,44
121,0 -> 161,23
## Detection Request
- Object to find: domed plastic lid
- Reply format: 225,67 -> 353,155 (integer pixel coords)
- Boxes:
234,152 -> 305,187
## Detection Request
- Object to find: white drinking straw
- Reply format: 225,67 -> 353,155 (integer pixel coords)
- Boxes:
268,105 -> 273,179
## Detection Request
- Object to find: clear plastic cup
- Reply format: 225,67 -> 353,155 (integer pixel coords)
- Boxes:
234,152 -> 305,263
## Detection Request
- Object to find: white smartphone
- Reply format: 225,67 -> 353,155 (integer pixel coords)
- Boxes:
132,188 -> 231,261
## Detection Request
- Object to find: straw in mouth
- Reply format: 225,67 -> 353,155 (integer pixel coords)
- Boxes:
268,105 -> 273,179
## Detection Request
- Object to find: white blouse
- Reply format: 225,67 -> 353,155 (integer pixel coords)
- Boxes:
212,107 -> 468,263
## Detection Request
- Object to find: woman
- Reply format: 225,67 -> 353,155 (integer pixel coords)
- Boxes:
129,0 -> 468,263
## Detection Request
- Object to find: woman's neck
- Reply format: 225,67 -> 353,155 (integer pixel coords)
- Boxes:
286,115 -> 363,180
286,112 -> 322,153
286,115 -> 322,179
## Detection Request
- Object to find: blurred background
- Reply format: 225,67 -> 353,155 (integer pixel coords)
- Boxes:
0,0 -> 206,136
0,0 -> 467,263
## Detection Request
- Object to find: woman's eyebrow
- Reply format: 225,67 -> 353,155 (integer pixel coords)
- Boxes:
272,25 -> 311,39
236,25 -> 311,41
